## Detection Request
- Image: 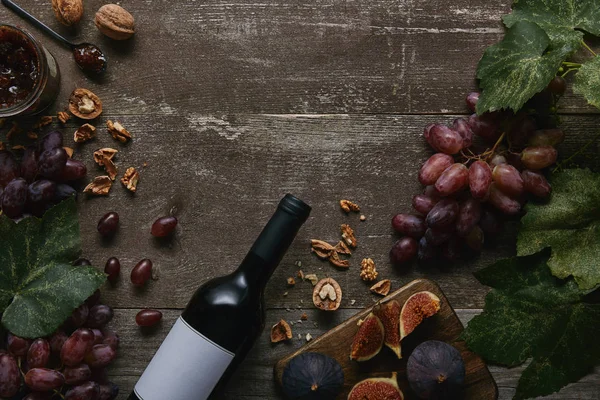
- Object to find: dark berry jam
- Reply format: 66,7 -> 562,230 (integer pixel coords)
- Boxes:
73,44 -> 107,75
0,26 -> 39,109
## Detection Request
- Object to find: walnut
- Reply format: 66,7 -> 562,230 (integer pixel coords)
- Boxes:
63,147 -> 74,158
57,111 -> 71,124
121,167 -> 139,192
107,120 -> 132,142
312,278 -> 342,311
33,116 -> 53,129
310,239 -> 335,259
84,176 -> 112,196
52,0 -> 83,26
26,131 -> 38,140
334,240 -> 351,255
270,320 -> 292,343
304,274 -> 318,286
341,224 -> 357,248
360,258 -> 378,282
287,277 -> 296,286
329,251 -> 350,269
301,313 -> 308,321
74,124 -> 96,143
93,148 -> 118,166
370,279 -> 391,296
95,4 -> 135,40
340,199 -> 360,213
69,89 -> 103,120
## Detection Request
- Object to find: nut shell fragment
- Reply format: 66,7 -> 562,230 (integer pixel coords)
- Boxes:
311,239 -> 335,259
370,279 -> 391,296
93,148 -> 118,166
312,278 -> 342,311
270,320 -> 292,343
57,111 -> 71,124
329,251 -> 350,269
121,167 -> 139,192
74,123 -> 96,143
69,89 -> 103,120
84,176 -> 112,196
334,241 -> 351,255
107,120 -> 132,143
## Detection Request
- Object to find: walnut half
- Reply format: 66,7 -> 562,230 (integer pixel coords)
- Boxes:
69,88 -> 103,120
340,199 -> 360,213
341,224 -> 357,248
360,258 -> 378,282
312,278 -> 342,311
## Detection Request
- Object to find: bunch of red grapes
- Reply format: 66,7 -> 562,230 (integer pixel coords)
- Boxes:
0,131 -> 86,219
0,285 -> 119,399
390,79 -> 566,265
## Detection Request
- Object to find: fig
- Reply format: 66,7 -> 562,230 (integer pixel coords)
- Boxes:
407,340 -> 465,399
282,352 -> 344,400
400,291 -> 441,339
347,372 -> 404,400
373,300 -> 402,359
350,312 -> 384,362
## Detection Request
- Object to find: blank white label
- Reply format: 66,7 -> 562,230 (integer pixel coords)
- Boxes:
134,317 -> 234,400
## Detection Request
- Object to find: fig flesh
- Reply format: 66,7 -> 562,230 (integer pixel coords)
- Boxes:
350,312 -> 384,362
407,340 -> 465,399
400,291 -> 441,339
373,300 -> 402,359
282,352 -> 344,400
347,372 -> 404,400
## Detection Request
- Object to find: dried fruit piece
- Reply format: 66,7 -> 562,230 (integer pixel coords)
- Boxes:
311,239 -> 335,259
328,251 -> 350,269
84,176 -> 112,196
69,88 -> 102,120
400,291 -> 441,339
341,224 -> 357,248
374,300 -> 401,358
281,353 -> 344,400
350,312 -> 384,361
107,120 -> 131,142
287,277 -> 296,286
370,279 -> 391,296
340,199 -> 360,213
74,123 -> 96,143
312,278 -> 342,311
348,373 -> 404,400
270,320 -> 292,343
360,258 -> 378,281
334,240 -> 351,255
121,167 -> 139,192
58,111 -> 71,124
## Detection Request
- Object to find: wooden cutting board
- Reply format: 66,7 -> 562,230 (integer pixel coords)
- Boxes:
274,278 -> 497,399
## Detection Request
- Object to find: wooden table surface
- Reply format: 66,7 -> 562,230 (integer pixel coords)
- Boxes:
3,0 -> 600,398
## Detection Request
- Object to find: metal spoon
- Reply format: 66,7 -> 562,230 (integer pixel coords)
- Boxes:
1,0 -> 107,75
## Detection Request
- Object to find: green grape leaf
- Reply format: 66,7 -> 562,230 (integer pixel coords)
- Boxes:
517,169 -> 600,290
475,21 -> 574,114
0,198 -> 106,338
573,56 -> 600,109
503,0 -> 600,50
462,250 -> 600,399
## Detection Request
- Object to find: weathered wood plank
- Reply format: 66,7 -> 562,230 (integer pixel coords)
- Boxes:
2,0 -> 597,114
105,308 -> 600,399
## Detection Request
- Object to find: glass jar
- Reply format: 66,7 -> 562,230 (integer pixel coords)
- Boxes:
0,24 -> 61,118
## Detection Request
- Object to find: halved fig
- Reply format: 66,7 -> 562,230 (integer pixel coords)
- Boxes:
347,372 -> 404,400
350,312 -> 384,362
374,300 -> 402,359
400,291 -> 441,339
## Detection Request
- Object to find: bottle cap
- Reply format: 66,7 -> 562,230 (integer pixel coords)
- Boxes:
279,194 -> 311,222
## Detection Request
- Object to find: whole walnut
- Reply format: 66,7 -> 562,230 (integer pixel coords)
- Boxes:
52,0 -> 84,26
95,4 -> 135,40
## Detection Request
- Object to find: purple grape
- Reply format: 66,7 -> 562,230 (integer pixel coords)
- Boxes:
20,146 -> 39,182
489,154 -> 507,169
505,152 -> 525,171
456,198 -> 482,237
24,392 -> 52,400
24,368 -> 65,391
547,76 -> 566,95
38,131 -> 63,152
521,170 -> 552,198
73,258 -> 92,266
465,226 -> 484,252
87,305 -> 114,328
104,258 -> 121,283
136,309 -> 163,327
468,113 -> 501,142
27,180 -> 56,217
391,214 -> 426,238
441,237 -> 462,261
0,353 -> 20,397
452,118 -> 473,149
435,163 -> 468,196
528,129 -> 565,147
65,380 -> 100,400
424,227 -> 453,245
91,329 -> 104,345
61,159 -> 87,181
84,344 -> 116,368
468,161 -> 492,200
101,330 -> 119,350
70,303 -> 89,328
38,148 -> 68,179
419,153 -> 454,186
466,92 -> 479,112
507,115 -> 536,149
60,328 -> 94,367
492,164 -> 524,197
521,146 -> 558,170
0,151 -> 19,187
417,237 -> 437,264
479,209 -> 503,236
26,339 -> 50,369
423,123 -> 435,147
49,330 -> 68,354
390,237 -> 418,265
2,178 -> 28,218
64,364 -> 92,385
131,259 -> 153,286
55,183 -> 77,202
426,198 -> 459,229
412,194 -> 438,215
429,124 -> 463,154
488,183 -> 521,215
7,333 -> 31,356
98,382 -> 119,400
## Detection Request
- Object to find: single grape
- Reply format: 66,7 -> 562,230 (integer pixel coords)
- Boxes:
429,124 -> 463,154
27,180 -> 56,217
97,212 -> 119,237
426,198 -> 459,229
489,154 -> 506,168
65,380 -> 100,400
98,382 -> 119,400
64,364 -> 92,385
423,123 -> 436,147
528,129 -> 565,147
412,194 -> 438,215
391,214 -> 426,238
0,151 -> 19,187
60,328 -> 95,367
54,183 -> 77,202
452,118 -> 473,149
87,305 -> 114,328
104,257 -> 121,283
455,198 -> 482,237
467,113 -> 501,142
7,333 -> 31,357
38,148 -> 68,179
24,392 -> 53,400
547,75 -> 566,95
60,159 -> 87,181
521,170 -> 552,198
468,160 -> 492,200
131,259 -> 153,286
49,330 -> 68,354
505,151 -> 525,171
521,145 -> 558,170
417,237 -> 437,264
435,163 -> 468,196
441,237 -> 462,261
0,353 -> 20,397
91,329 -> 104,345
70,303 -> 89,328
101,330 -> 119,350
2,178 -> 28,218
24,368 -> 65,391
151,216 -> 178,237
479,209 -> 504,236
136,309 -> 163,327
465,226 -> 484,252
73,258 -> 92,266
492,164 -> 524,197
84,344 -> 116,368
424,227 -> 452,245
38,131 -> 63,152
390,237 -> 418,265
465,92 -> 479,112
488,183 -> 521,215
26,338 -> 50,369
20,146 -> 39,182
423,185 -> 442,199
85,290 -> 101,307
418,153 -> 454,186
507,115 -> 536,149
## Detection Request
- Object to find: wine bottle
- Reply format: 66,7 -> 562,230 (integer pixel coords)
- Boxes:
128,194 -> 311,400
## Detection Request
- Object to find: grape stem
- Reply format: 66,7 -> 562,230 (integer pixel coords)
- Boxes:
562,61 -> 582,68
553,131 -> 600,172
561,68 -> 579,78
581,40 -> 597,57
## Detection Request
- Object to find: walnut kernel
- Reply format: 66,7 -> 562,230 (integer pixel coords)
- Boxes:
58,111 -> 71,124
341,224 -> 357,248
107,120 -> 132,142
121,167 -> 139,192
312,278 -> 342,311
340,199 -> 360,213
84,176 -> 112,196
74,124 -> 96,143
304,274 -> 318,286
360,258 -> 378,282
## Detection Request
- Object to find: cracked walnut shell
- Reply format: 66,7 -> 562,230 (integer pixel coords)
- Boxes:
121,167 -> 139,192
313,278 -> 342,311
69,89 -> 102,120
107,120 -> 132,142
370,280 -> 391,296
84,176 -> 112,196
74,124 -> 96,143
270,320 -> 292,343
